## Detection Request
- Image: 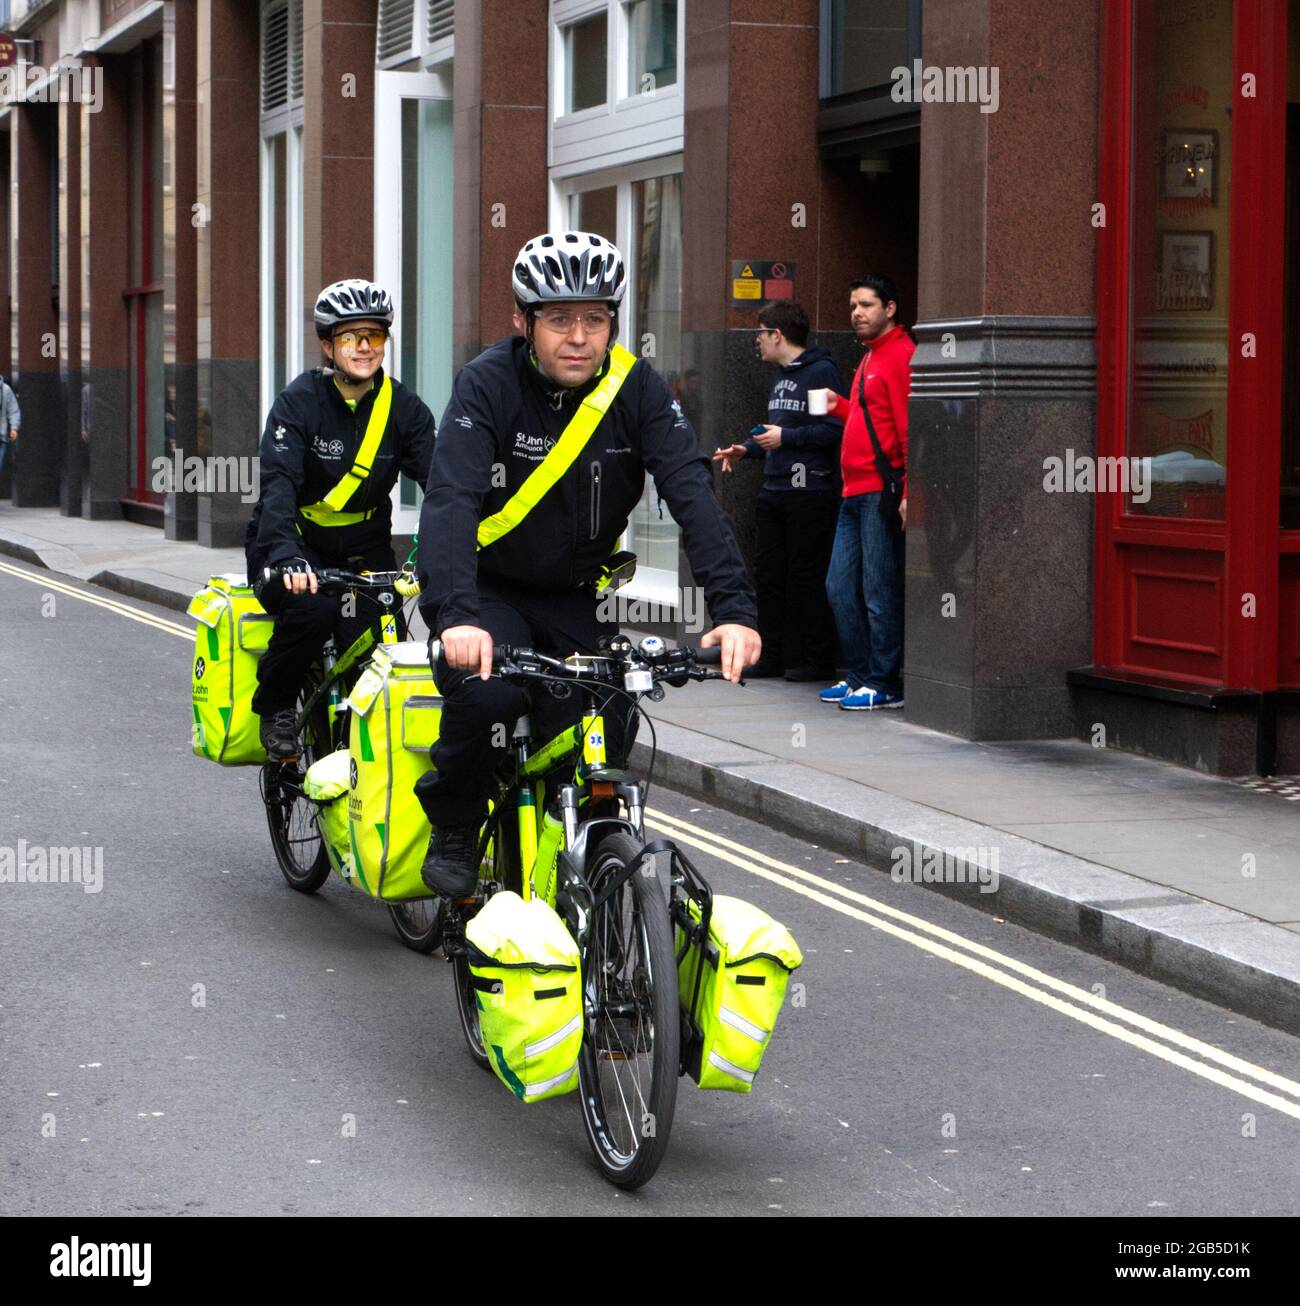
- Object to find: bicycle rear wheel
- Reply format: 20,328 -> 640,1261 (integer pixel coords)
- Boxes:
577,831 -> 678,1190
263,676 -> 332,894
389,899 -> 443,953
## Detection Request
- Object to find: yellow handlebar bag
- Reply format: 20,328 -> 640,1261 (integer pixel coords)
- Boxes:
676,894 -> 803,1093
188,574 -> 274,766
344,642 -> 443,901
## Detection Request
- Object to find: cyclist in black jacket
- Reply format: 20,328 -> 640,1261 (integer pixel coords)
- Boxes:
415,231 -> 760,895
245,279 -> 435,756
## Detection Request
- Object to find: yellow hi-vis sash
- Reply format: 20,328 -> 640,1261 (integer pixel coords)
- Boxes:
476,344 -> 636,551
298,375 -> 393,528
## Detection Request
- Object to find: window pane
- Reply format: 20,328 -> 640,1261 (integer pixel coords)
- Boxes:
827,0 -> 910,97
628,173 -> 683,581
576,185 -> 618,244
566,13 -> 608,112
627,0 -> 677,95
1126,0 -> 1232,520
272,132 -> 287,399
399,96 -> 454,511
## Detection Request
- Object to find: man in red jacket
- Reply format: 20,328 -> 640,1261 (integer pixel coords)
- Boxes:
819,274 -> 914,710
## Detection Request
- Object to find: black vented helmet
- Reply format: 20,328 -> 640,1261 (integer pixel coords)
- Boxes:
512,232 -> 627,307
314,279 -> 395,339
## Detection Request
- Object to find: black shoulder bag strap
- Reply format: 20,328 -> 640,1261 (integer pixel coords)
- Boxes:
856,365 -> 905,532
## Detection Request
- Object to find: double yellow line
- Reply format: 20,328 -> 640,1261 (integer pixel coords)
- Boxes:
0,558 -> 193,640
645,807 -> 1300,1122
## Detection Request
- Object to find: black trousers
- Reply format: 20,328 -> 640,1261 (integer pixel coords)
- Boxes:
251,541 -> 401,716
414,579 -> 636,829
754,488 -> 839,670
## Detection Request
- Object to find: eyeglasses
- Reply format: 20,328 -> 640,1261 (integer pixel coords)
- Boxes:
534,309 -> 614,334
756,327 -> 780,335
333,329 -> 388,349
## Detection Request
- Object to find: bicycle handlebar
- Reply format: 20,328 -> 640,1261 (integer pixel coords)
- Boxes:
427,635 -> 727,690
265,565 -> 421,597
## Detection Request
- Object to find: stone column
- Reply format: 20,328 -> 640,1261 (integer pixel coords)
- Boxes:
904,0 -> 1099,739
80,54 -> 131,519
165,0 -> 200,540
57,96 -> 82,517
302,0 -> 377,341
10,103 -> 60,507
194,0 -> 261,548
452,0 -> 549,368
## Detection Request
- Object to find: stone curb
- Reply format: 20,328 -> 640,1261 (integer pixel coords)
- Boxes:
630,720 -> 1300,1036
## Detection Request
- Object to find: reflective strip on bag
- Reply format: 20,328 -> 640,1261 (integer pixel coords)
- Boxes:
523,1012 -> 581,1060
524,1063 -> 578,1099
707,1049 -> 756,1084
718,1004 -> 770,1044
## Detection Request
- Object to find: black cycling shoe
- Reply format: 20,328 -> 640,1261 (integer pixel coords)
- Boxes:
421,826 -> 479,898
259,708 -> 300,759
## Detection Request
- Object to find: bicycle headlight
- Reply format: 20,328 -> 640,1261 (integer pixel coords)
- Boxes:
624,668 -> 654,694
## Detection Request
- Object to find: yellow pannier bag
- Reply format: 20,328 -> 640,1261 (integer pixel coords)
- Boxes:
345,641 -> 442,901
187,574 -> 274,765
303,749 -> 352,878
465,890 -> 583,1103
676,895 -> 803,1093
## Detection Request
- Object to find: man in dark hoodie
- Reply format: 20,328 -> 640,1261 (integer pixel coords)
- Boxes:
714,300 -> 843,680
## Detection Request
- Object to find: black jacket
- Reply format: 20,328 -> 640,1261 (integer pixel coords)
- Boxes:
417,337 -> 757,634
741,345 -> 844,491
244,367 -> 435,578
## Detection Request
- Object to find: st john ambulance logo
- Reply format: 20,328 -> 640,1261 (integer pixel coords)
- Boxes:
194,657 -> 206,679
350,758 -> 359,789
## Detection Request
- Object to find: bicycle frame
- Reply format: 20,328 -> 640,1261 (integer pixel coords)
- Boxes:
293,581 -> 408,751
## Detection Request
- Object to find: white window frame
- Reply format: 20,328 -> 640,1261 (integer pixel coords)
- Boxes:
550,0 -> 684,173
376,0 -> 456,71
553,154 -> 685,607
259,0 -> 305,423
373,69 -> 453,536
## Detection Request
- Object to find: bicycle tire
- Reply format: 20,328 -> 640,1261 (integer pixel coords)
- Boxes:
389,898 -> 443,954
263,676 -> 332,894
576,831 -> 679,1190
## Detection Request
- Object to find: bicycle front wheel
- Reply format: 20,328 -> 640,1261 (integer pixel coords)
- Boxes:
577,831 -> 679,1190
263,677 -> 332,894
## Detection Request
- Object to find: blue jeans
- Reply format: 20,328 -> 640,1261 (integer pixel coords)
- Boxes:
825,492 -> 904,695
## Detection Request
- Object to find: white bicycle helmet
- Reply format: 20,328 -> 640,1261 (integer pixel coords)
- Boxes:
512,232 -> 627,307
314,279 -> 394,339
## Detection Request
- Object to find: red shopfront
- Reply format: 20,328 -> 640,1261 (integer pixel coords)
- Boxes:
1080,0 -> 1300,773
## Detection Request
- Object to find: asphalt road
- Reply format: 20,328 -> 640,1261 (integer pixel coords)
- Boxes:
2,559 -> 1299,1217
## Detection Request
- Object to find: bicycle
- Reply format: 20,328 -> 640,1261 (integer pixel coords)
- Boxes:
430,632 -> 730,1190
258,566 -> 443,953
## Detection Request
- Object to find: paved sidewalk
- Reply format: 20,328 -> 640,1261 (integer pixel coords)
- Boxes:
4,502 -> 1299,1033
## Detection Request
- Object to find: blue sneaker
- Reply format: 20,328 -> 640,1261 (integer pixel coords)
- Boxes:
839,687 -> 904,711
818,680 -> 852,703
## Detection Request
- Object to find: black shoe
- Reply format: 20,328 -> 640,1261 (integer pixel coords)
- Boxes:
745,659 -> 785,678
783,665 -> 835,682
421,826 -> 479,898
259,708 -> 300,759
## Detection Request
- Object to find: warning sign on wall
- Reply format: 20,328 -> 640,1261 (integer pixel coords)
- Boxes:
730,260 -> 796,306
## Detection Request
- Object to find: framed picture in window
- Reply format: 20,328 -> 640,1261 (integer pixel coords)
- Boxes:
1160,128 -> 1218,203
1157,230 -> 1215,311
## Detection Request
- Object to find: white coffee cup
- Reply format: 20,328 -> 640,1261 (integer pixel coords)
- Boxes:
807,388 -> 829,416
